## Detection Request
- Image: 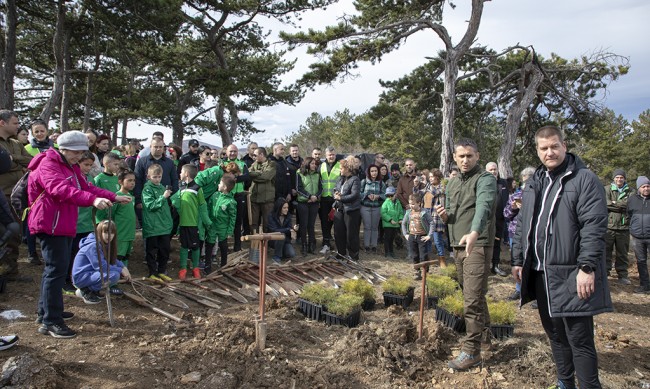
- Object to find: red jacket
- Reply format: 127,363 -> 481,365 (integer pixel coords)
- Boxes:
27,148 -> 116,237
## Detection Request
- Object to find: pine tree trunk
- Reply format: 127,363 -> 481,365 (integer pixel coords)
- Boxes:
59,26 -> 72,132
0,0 -> 17,110
40,0 -> 66,122
439,54 -> 458,176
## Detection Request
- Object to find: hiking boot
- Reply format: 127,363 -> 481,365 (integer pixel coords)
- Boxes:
634,285 -> 650,294
308,242 -> 315,254
438,256 -> 447,268
158,273 -> 172,282
0,335 -> 19,351
448,351 -> 481,370
36,311 -> 74,324
62,282 -> 76,295
301,243 -> 308,257
38,323 -> 76,339
507,290 -> 521,301
546,380 -> 574,389
28,253 -> 42,265
491,265 -> 508,277
178,269 -> 187,281
364,247 -> 370,253
617,277 -> 631,285
371,247 -> 377,254
75,288 -> 101,305
530,300 -> 538,309
192,268 -> 201,279
271,256 -> 282,264
319,245 -> 330,254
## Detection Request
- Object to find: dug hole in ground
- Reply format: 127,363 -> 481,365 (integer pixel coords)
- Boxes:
1,224 -> 649,389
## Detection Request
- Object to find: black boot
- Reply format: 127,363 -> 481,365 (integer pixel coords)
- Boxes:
301,243 -> 308,257
308,241 -> 315,254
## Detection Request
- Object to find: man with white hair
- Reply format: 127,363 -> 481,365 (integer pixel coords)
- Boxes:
486,162 -> 508,277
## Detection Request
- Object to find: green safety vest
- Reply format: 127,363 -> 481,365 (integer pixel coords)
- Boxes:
320,161 -> 340,197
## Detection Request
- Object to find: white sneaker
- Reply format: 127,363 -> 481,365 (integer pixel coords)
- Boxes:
319,245 -> 330,254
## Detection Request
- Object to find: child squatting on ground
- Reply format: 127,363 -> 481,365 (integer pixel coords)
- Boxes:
72,220 -> 132,304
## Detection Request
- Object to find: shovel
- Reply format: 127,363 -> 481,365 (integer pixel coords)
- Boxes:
124,291 -> 185,323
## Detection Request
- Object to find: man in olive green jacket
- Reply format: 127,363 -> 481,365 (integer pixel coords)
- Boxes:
249,147 -> 276,233
435,138 -> 496,371
605,169 -> 633,284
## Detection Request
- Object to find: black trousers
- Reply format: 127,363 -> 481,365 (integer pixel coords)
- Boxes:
333,208 -> 361,260
383,227 -> 398,255
318,197 -> 335,247
533,271 -> 602,389
296,202 -> 318,246
233,192 -> 249,251
146,234 -> 171,276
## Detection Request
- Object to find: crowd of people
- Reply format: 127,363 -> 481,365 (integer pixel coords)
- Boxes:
0,110 -> 649,389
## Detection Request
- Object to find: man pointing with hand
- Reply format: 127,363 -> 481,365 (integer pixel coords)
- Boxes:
434,138 -> 496,371
511,125 -> 611,389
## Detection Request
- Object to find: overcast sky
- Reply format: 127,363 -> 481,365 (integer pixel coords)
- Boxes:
132,0 -> 650,149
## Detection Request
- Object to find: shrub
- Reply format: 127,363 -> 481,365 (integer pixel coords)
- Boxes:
438,291 -> 464,316
300,283 -> 338,306
426,275 -> 458,298
326,293 -> 364,316
487,300 -> 517,325
440,264 -> 457,280
382,276 -> 413,296
341,279 -> 375,302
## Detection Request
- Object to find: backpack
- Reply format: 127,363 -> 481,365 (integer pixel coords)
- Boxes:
11,171 -> 44,221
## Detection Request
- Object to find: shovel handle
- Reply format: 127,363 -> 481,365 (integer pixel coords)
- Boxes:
414,260 -> 437,270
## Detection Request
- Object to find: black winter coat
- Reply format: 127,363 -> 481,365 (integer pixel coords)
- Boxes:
628,194 -> 650,239
512,153 -> 612,317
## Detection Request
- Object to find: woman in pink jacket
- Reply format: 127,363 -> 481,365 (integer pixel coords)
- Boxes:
28,131 -> 131,339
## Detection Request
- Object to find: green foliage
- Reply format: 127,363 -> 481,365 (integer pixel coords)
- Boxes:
300,283 -> 338,306
341,279 -> 375,302
438,290 -> 464,316
426,275 -> 458,298
382,276 -> 413,296
440,264 -> 458,281
326,293 -> 364,317
487,300 -> 517,325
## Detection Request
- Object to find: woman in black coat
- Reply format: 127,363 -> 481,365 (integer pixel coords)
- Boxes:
333,156 -> 362,260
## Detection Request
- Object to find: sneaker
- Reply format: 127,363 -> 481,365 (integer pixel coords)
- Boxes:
28,253 -> 42,265
491,265 -> 508,277
157,273 -> 172,282
272,256 -> 282,264
192,268 -> 201,279
319,245 -> 330,254
36,311 -> 74,324
413,271 -> 422,281
617,277 -> 631,285
634,285 -> 650,294
109,286 -> 124,296
507,291 -> 521,301
447,351 -> 481,370
148,274 -> 163,283
38,323 -> 76,339
546,380 -> 572,389
62,282 -> 76,295
530,300 -> 538,309
75,288 -> 101,305
0,335 -> 19,350
178,269 -> 187,280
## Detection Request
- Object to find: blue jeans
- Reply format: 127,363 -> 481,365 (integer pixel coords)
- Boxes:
273,239 -> 296,259
37,234 -> 73,326
509,238 -> 521,292
433,231 -> 446,256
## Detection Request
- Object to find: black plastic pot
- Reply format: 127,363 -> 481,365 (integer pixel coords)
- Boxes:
298,298 -> 324,321
426,296 -> 439,309
323,309 -> 361,328
383,287 -> 415,309
362,299 -> 376,311
435,306 -> 466,333
490,324 -> 514,340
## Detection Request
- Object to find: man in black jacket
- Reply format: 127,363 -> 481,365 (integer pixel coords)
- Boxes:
512,125 -> 612,389
269,142 -> 291,201
177,139 -> 200,176
628,176 -> 650,294
486,162 -> 509,277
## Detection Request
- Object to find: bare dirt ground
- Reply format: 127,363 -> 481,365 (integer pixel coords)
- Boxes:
1,229 -> 650,389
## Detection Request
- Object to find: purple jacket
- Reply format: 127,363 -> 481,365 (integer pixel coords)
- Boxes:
503,189 -> 523,238
27,148 -> 116,237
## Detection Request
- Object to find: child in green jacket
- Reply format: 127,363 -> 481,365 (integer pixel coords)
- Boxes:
93,152 -> 122,194
142,164 -> 173,281
380,186 -> 404,259
204,174 -> 237,274
172,164 -> 211,280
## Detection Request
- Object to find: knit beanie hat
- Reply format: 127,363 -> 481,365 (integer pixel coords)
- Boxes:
57,131 -> 89,151
613,169 -> 626,179
637,176 -> 650,188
